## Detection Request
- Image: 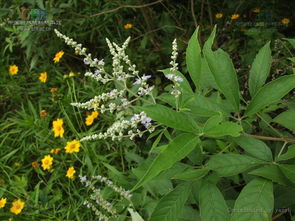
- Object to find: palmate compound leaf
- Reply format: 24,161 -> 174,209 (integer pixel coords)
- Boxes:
245,75 -> 295,116
203,115 -> 243,138
207,153 -> 265,177
276,144 -> 295,162
199,181 -> 230,221
233,136 -> 273,161
132,133 -> 200,191
279,164 -> 295,184
203,26 -> 240,112
135,104 -> 200,133
150,182 -> 192,221
273,109 -> 295,132
248,165 -> 291,186
172,167 -> 209,181
230,178 -> 274,221
248,42 -> 272,97
128,208 -> 144,221
186,26 -> 202,90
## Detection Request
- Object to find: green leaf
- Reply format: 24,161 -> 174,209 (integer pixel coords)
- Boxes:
203,25 -> 217,53
204,29 -> 240,111
186,27 -> 202,90
208,153 -> 264,176
172,168 -> 208,181
230,178 -> 274,221
186,94 -> 230,117
245,75 -> 295,116
249,165 -> 291,185
279,164 -> 295,183
284,38 -> 295,49
199,181 -> 230,221
135,104 -> 200,133
248,42 -> 272,97
128,208 -> 144,221
233,136 -> 273,161
203,115 -> 243,138
273,109 -> 295,131
132,133 -> 200,190
276,144 -> 295,161
150,182 -> 192,221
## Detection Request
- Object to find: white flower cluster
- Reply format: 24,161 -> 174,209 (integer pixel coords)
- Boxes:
165,39 -> 183,98
83,200 -> 110,221
80,174 -> 137,220
54,29 -> 158,142
71,89 -> 125,112
80,112 -> 155,141
165,73 -> 183,98
54,29 -> 112,84
169,39 -> 178,72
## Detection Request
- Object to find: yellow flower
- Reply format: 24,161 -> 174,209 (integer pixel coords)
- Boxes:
50,148 -> 61,154
10,199 -> 25,215
85,115 -> 94,126
53,50 -> 64,63
32,161 -> 38,168
215,13 -> 223,19
41,155 -> 53,170
252,8 -> 260,13
0,197 -> 7,208
52,118 -> 64,138
281,18 -> 290,24
40,110 -> 47,118
66,166 -> 76,179
231,14 -> 240,20
64,139 -> 80,153
124,24 -> 133,29
39,72 -> 47,83
75,50 -> 80,55
9,65 -> 18,75
85,111 -> 99,126
14,162 -> 21,167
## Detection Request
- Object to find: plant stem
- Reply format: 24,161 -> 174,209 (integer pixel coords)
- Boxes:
277,142 -> 288,157
243,132 -> 295,144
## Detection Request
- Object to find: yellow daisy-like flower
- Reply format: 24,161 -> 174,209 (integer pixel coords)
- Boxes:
10,199 -> 25,215
52,118 -> 64,138
50,148 -> 61,155
0,197 -> 7,208
41,155 -> 53,170
231,14 -> 240,20
53,50 -> 64,63
40,110 -> 47,118
85,111 -> 99,126
9,65 -> 19,75
66,166 -> 76,179
64,139 -> 80,153
252,8 -> 260,13
124,23 -> 133,29
39,72 -> 47,83
85,115 -> 94,126
215,13 -> 223,19
281,18 -> 290,24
